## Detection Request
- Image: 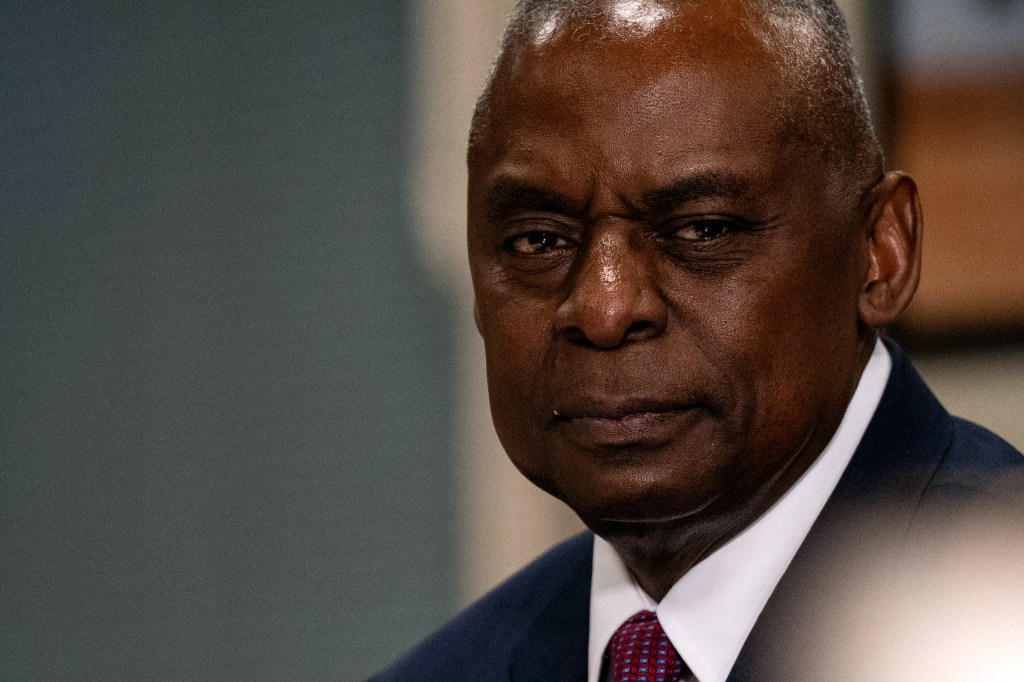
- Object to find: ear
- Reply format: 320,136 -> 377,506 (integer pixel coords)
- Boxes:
858,171 -> 923,329
473,298 -> 483,335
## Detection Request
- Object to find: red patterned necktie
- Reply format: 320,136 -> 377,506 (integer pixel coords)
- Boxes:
607,610 -> 687,682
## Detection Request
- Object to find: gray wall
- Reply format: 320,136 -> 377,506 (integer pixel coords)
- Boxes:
1,1 -> 457,679
896,0 -> 1024,69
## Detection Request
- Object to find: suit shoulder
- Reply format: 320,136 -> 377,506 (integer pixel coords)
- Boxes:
369,532 -> 593,682
932,417 -> 1023,491
914,417 -> 1024,528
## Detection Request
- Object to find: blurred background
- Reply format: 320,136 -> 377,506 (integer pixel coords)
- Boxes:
1,0 -> 1020,679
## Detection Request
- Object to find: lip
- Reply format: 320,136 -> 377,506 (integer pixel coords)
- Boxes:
551,398 -> 698,449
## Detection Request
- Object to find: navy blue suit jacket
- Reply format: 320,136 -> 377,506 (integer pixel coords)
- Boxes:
372,345 -> 1023,681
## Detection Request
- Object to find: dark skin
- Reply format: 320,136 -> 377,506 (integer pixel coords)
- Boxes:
468,4 -> 922,600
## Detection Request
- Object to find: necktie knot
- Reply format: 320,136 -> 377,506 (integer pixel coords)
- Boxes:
607,610 -> 687,682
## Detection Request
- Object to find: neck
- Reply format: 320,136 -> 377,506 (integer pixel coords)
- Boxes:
595,516 -> 742,601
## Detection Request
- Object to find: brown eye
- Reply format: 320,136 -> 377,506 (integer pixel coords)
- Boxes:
506,231 -> 568,254
674,220 -> 731,242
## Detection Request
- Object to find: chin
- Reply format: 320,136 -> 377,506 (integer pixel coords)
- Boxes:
552,470 -> 724,531
506,432 -> 735,524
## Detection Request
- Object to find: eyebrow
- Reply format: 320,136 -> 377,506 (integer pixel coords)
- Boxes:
485,179 -> 584,223
483,172 -> 753,223
639,172 -> 752,217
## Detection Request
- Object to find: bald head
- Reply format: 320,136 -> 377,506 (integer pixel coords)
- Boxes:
471,0 -> 882,201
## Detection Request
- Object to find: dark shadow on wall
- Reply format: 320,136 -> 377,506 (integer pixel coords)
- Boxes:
0,1 -> 457,679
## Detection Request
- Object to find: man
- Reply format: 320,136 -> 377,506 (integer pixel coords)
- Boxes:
373,0 -> 1023,679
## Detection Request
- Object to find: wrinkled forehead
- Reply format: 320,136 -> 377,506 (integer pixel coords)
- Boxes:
480,1 -> 796,131
473,1 -> 795,159
469,0 -> 876,227
507,0 -> 783,69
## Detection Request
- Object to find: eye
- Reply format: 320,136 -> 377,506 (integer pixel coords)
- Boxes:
673,219 -> 732,242
504,230 -> 570,255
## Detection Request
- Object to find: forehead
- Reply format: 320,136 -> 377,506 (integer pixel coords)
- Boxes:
519,0 -> 775,74
470,5 -> 809,200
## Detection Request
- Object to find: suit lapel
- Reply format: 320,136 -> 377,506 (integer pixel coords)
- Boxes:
508,534 -> 593,682
729,342 -> 955,680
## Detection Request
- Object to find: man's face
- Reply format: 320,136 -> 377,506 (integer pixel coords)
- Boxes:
467,9 -> 872,538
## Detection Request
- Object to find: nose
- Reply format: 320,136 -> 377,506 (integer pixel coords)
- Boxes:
555,226 -> 668,349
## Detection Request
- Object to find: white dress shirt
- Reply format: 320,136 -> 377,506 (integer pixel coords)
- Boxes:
588,339 -> 892,682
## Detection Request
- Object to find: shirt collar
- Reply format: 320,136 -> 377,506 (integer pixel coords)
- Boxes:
588,339 -> 892,682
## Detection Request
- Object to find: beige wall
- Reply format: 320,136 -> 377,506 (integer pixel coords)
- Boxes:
915,352 -> 1024,452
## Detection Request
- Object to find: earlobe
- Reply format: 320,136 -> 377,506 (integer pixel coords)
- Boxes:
858,171 -> 923,329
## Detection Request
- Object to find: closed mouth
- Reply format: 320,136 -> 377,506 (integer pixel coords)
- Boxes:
550,399 -> 699,449
551,398 -> 694,422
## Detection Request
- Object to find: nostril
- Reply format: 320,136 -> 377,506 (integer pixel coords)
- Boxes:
562,319 -> 659,349
563,322 -> 626,349
563,326 -> 592,346
625,320 -> 655,339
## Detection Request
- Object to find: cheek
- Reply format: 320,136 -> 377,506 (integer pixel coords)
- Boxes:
673,246 -> 861,451
478,293 -> 555,424
480,293 -> 551,365
478,302 -> 563,490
